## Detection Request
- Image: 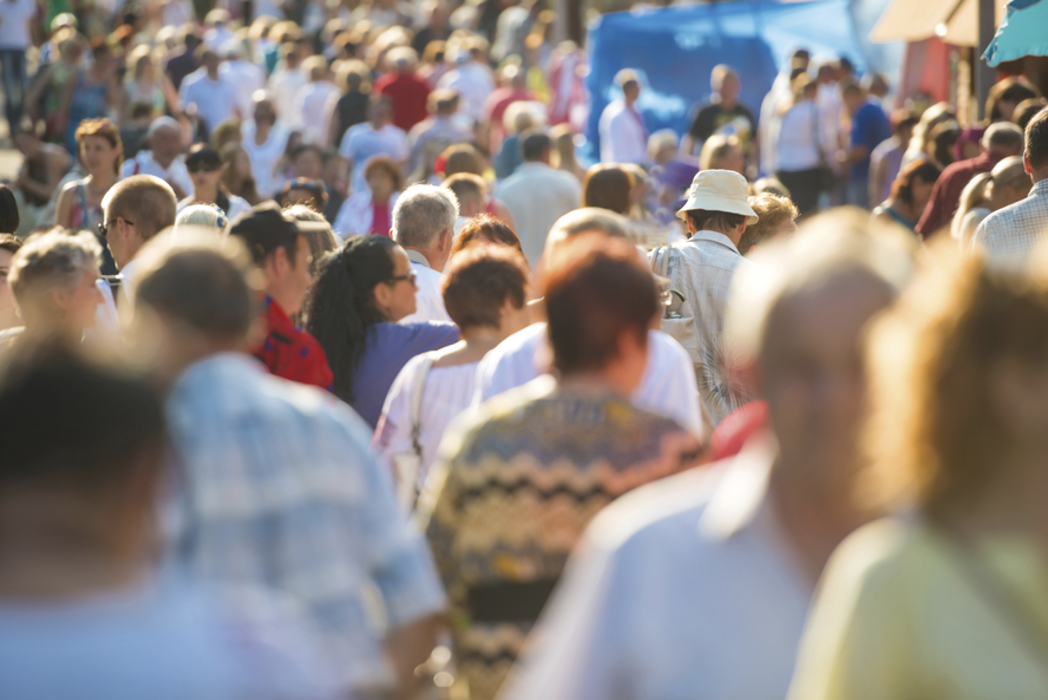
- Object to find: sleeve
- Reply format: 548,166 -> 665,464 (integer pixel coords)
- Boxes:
688,106 -> 713,141
338,127 -> 354,159
786,528 -> 916,700
915,172 -> 948,236
969,215 -> 992,254
372,357 -> 422,500
406,322 -> 460,356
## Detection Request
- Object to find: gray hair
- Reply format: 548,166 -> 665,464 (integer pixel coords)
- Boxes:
147,116 -> 180,138
392,184 -> 459,249
175,204 -> 229,236
724,208 -> 918,365
9,229 -> 101,319
983,121 -> 1024,151
542,207 -> 629,261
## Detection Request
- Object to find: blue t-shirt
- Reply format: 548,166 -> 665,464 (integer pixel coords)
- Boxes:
850,101 -> 891,181
0,575 -> 336,700
351,321 -> 460,428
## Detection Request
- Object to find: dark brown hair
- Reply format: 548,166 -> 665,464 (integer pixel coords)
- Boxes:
75,118 -> 123,174
1025,106 -> 1048,171
363,155 -> 405,192
686,209 -> 746,233
582,164 -> 632,215
890,159 -> 942,207
441,245 -> 529,330
544,235 -> 658,375
451,213 -> 523,258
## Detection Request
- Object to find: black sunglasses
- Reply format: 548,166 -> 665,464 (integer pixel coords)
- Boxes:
97,217 -> 133,238
387,270 -> 417,286
187,162 -> 221,174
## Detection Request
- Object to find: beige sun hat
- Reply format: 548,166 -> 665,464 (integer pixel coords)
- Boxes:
677,170 -> 759,225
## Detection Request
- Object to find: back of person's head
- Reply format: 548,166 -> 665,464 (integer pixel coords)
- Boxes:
543,235 -> 657,376
440,143 -> 485,177
520,128 -> 552,162
751,176 -> 792,199
133,235 -> 260,345
951,172 -> 994,244
711,64 -> 737,92
102,175 -> 178,241
0,184 -> 18,235
543,207 -> 630,273
699,133 -> 743,173
0,342 -> 164,518
442,245 -> 529,331
1025,106 -> 1048,172
228,202 -> 306,269
305,235 -> 399,403
392,184 -> 459,249
891,109 -> 919,137
285,204 -> 338,275
891,159 -> 942,207
581,164 -> 633,215
504,101 -> 539,136
928,120 -> 960,166
1014,97 -> 1048,131
174,203 -> 229,237
442,172 -> 486,210
302,54 -> 328,80
983,120 -> 1025,155
451,213 -> 523,258
986,76 -> 1039,122
738,193 -> 799,255
429,88 -> 459,115
9,230 -> 101,326
861,241 -> 1048,513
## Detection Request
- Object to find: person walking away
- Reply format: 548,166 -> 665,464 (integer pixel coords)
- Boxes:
391,184 -> 458,324
840,81 -> 890,209
598,69 -> 647,164
772,73 -> 828,217
0,0 -> 35,133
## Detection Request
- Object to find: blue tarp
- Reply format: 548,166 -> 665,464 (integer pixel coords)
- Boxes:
584,0 -> 876,159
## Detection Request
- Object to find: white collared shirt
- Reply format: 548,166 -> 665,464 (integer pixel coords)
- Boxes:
120,151 -> 193,198
398,248 -> 452,325
472,323 -> 703,438
499,440 -> 812,700
496,162 -> 582,268
598,99 -> 648,164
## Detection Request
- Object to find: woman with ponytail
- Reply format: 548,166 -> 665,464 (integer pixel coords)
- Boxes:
306,235 -> 459,428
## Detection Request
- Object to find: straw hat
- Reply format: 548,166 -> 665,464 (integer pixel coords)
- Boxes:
677,170 -> 759,225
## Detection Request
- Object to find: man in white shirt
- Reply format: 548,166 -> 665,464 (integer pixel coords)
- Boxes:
497,130 -> 582,268
473,207 -> 703,438
219,43 -> 266,123
269,48 -> 307,116
179,48 -> 241,134
291,56 -> 341,145
499,211 -> 916,700
392,184 -> 457,324
436,43 -> 496,124
0,0 -> 35,131
339,96 -> 408,195
119,117 -> 193,200
242,95 -> 290,199
100,175 -> 178,302
598,69 -> 647,164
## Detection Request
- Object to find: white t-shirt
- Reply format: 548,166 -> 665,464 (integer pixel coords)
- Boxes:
120,151 -> 193,198
436,62 -> 495,123
338,123 -> 408,195
270,68 -> 308,120
373,356 -> 479,510
292,81 -> 340,145
598,99 -> 647,165
0,0 -> 35,50
242,121 -> 291,198
473,323 -> 703,438
219,60 -> 266,124
179,71 -> 239,132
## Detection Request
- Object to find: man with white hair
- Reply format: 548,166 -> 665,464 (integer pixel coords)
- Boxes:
500,211 -> 916,700
119,117 -> 192,200
291,55 -> 341,144
374,47 -> 432,132
598,69 -> 647,164
392,183 -> 458,324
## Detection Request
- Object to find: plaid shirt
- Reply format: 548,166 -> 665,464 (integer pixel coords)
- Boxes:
165,353 -> 446,694
971,179 -> 1048,267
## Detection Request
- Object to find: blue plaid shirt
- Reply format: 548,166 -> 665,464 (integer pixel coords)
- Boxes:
165,353 -> 446,693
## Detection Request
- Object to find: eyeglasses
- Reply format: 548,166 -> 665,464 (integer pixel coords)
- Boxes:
97,217 -> 133,238
387,270 -> 417,287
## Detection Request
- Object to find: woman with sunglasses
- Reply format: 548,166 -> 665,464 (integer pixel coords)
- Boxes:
306,235 -> 458,429
176,143 -> 251,221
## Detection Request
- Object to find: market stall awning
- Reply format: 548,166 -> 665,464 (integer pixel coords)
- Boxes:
870,0 -> 1005,46
984,0 -> 1048,65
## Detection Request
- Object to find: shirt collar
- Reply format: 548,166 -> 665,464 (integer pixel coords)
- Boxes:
172,352 -> 262,396
264,295 -> 293,327
1031,179 -> 1048,197
699,435 -> 776,541
687,229 -> 742,255
405,248 -> 431,268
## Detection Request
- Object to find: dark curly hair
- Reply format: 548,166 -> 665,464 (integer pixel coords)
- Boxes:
305,235 -> 398,404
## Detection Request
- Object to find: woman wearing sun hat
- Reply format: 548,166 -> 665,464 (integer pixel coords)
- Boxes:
650,169 -> 759,426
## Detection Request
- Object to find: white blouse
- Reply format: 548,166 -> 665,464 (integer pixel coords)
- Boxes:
373,355 -> 479,509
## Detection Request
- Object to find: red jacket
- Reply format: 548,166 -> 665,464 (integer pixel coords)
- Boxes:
253,297 -> 334,391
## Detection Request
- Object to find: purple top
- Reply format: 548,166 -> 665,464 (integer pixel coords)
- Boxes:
350,321 -> 459,429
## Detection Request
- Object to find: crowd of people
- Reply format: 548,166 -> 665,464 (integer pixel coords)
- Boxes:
3,0 -> 1048,698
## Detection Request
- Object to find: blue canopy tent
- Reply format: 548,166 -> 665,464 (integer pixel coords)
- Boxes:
584,0 -> 880,160
984,0 -> 1048,66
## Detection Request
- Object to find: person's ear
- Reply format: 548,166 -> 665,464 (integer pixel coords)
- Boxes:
265,248 -> 288,280
1025,152 -> 1033,175
439,229 -> 450,252
372,280 -> 391,309
51,286 -> 72,313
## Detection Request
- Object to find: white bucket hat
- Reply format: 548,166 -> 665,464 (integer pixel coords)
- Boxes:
677,170 -> 759,225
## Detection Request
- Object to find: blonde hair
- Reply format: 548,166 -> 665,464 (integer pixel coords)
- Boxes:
9,230 -> 101,324
698,134 -> 742,171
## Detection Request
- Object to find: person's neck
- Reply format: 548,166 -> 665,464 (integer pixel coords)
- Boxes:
87,170 -> 117,192
207,69 -> 219,80
194,183 -> 219,203
1031,167 -> 1048,185
152,151 -> 175,169
717,93 -> 736,109
559,371 -> 631,398
255,121 -> 272,143
0,495 -> 146,601
768,455 -> 868,585
406,245 -> 439,270
434,329 -> 505,366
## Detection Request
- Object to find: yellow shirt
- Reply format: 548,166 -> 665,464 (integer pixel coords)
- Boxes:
788,516 -> 1048,700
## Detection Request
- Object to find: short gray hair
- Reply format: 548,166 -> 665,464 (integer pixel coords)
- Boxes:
392,184 -> 459,249
983,121 -> 1024,151
9,230 -> 101,319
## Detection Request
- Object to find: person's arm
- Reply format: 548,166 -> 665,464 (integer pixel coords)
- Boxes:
868,149 -> 887,207
160,73 -> 182,114
914,174 -> 947,237
385,614 -> 445,700
54,182 -> 76,230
